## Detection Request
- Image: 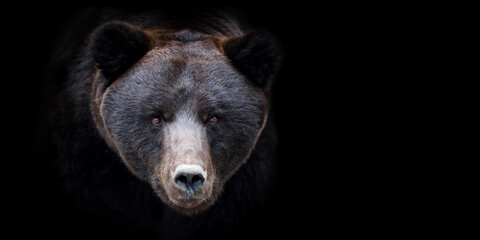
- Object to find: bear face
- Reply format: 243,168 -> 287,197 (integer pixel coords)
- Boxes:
89,22 -> 279,215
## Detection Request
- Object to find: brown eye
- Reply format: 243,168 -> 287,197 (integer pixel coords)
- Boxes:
208,116 -> 218,124
151,117 -> 162,125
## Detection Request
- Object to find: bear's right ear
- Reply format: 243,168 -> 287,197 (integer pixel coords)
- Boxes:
89,21 -> 153,82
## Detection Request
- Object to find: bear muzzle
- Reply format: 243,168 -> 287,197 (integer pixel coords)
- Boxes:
156,113 -> 215,210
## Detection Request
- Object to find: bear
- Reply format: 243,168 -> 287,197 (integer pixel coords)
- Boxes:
43,8 -> 280,239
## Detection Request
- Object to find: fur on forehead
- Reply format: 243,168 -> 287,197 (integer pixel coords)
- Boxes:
124,40 -> 245,88
146,37 -> 226,63
166,31 -> 208,42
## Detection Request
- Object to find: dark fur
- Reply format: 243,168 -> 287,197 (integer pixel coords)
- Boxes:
45,8 -> 280,239
90,21 -> 153,82
224,32 -> 280,89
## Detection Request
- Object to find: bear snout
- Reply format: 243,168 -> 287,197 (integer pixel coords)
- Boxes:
156,113 -> 216,211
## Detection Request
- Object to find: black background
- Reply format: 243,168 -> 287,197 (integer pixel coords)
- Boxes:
7,7 -> 404,238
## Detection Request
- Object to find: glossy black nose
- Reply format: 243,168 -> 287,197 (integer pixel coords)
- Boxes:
174,171 -> 205,192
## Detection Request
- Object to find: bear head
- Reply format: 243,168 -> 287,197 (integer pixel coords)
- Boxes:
88,21 -> 280,215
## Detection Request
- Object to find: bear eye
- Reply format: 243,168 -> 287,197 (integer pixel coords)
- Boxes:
208,116 -> 218,125
151,117 -> 162,125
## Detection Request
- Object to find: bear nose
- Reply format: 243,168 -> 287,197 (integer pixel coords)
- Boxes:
173,165 -> 206,193
174,173 -> 205,192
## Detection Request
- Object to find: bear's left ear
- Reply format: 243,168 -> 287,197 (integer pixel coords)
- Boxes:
89,21 -> 154,82
223,32 -> 281,90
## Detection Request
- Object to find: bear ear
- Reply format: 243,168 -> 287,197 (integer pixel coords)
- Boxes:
223,32 -> 281,90
90,21 -> 153,82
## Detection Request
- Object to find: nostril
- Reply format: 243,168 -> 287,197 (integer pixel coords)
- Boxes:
175,175 -> 189,188
191,174 -> 205,189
